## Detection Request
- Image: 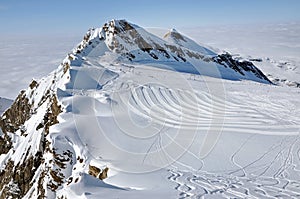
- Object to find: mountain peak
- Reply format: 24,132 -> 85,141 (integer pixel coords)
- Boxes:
104,19 -> 138,35
170,28 -> 178,32
164,28 -> 186,42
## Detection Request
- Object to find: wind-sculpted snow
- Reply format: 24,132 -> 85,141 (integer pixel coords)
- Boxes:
0,19 -> 299,198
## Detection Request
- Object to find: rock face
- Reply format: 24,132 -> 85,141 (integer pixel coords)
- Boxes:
88,165 -> 109,180
0,88 -> 62,198
0,91 -> 32,134
0,19 -> 271,199
0,74 -> 66,198
214,53 -> 271,82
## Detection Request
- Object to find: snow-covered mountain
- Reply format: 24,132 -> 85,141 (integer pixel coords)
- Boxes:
0,19 -> 299,198
69,19 -> 270,83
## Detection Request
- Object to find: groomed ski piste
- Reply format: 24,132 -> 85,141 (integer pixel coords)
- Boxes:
0,20 -> 299,198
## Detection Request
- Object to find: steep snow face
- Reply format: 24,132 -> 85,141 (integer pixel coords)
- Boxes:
1,19 -> 299,199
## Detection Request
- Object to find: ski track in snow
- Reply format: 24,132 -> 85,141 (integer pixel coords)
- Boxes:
168,166 -> 300,198
116,82 -> 299,135
109,68 -> 300,198
165,134 -> 300,198
98,64 -> 300,198
49,58 -> 300,198
64,58 -> 300,197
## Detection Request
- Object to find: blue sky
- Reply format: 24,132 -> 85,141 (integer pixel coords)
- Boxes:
0,0 -> 300,35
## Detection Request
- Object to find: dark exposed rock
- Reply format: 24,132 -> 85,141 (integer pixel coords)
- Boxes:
45,148 -> 73,192
100,20 -> 270,85
185,50 -> 204,60
249,58 -> 263,62
0,160 -> 19,199
48,170 -> 64,191
113,20 -> 135,34
0,154 -> 43,199
37,170 -> 46,199
164,30 -> 186,42
53,149 -> 73,169
0,87 -> 63,198
43,95 -> 62,136
99,167 -> 109,180
88,165 -> 109,180
0,133 -> 12,155
67,177 -> 73,185
29,80 -> 39,90
63,62 -> 70,74
164,44 -> 185,57
153,42 -> 170,58
0,91 -> 32,134
88,165 -> 101,178
83,31 -> 91,42
178,54 -> 187,62
213,53 -> 272,83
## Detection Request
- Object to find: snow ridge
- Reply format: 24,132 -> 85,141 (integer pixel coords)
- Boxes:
66,19 -> 271,83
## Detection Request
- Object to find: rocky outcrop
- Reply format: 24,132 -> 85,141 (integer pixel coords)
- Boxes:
214,53 -> 272,83
88,165 -> 109,180
164,29 -> 186,42
0,155 -> 43,199
0,133 -> 12,155
0,90 -> 32,134
47,149 -> 73,192
0,86 -> 63,198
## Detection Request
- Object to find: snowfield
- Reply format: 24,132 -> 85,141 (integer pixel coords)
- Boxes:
56,62 -> 300,198
0,20 -> 299,198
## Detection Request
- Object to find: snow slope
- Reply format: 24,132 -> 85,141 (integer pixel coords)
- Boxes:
0,19 -> 299,199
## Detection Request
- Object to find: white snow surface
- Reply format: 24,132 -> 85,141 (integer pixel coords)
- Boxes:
0,20 -> 300,198
55,61 -> 300,199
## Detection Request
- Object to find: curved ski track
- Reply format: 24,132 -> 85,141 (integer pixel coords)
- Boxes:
115,83 -> 299,135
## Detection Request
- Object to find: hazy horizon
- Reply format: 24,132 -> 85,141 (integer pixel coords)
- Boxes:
1,0 -> 299,36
